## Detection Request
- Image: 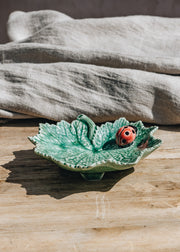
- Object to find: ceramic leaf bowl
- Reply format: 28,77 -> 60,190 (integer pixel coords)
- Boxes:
28,115 -> 162,181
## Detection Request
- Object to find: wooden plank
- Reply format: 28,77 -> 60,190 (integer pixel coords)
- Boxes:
0,120 -> 180,252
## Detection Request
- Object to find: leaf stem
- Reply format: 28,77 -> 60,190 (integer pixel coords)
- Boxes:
77,114 -> 97,141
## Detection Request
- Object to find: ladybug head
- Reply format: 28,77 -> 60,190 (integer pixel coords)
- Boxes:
128,125 -> 137,133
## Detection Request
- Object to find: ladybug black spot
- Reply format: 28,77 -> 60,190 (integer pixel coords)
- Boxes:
132,130 -> 135,134
125,131 -> 129,135
122,139 -> 126,144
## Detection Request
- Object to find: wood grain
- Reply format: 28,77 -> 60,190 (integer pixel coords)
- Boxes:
0,120 -> 180,252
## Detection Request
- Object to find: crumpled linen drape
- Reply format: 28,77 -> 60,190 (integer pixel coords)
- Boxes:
0,10 -> 180,124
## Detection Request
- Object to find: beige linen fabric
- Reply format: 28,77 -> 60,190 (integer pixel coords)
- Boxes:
0,10 -> 180,124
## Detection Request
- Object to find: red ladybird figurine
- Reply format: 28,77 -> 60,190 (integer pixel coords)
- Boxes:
116,125 -> 137,147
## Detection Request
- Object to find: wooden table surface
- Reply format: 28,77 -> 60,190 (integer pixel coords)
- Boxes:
0,120 -> 180,252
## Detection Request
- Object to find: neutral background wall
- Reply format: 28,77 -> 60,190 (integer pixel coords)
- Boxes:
0,0 -> 180,44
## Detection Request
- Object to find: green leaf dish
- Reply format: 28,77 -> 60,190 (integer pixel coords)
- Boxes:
28,115 -> 162,181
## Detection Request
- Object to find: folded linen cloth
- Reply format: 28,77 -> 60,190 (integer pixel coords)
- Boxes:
0,10 -> 180,124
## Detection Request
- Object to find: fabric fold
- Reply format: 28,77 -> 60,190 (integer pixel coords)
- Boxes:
1,43 -> 180,74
